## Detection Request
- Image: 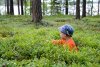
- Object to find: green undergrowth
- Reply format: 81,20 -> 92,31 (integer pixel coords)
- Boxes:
0,15 -> 100,67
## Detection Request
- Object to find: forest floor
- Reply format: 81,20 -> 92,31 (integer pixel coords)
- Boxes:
0,15 -> 100,67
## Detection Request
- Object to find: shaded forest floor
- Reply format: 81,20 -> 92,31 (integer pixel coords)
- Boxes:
0,15 -> 100,67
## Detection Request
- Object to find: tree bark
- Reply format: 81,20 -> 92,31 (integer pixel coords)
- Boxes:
98,0 -> 100,15
73,0 -> 75,15
30,0 -> 32,15
50,0 -> 56,15
50,0 -> 53,15
7,0 -> 10,14
24,0 -> 27,15
91,0 -> 93,16
17,0 -> 20,15
43,0 -> 45,15
32,0 -> 42,23
76,0 -> 80,19
65,0 -> 68,15
10,0 -> 14,15
82,0 -> 86,18
21,0 -> 24,15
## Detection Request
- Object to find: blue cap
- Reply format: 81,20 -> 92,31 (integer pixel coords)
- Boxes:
58,24 -> 74,36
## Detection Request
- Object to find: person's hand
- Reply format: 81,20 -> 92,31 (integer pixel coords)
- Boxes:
52,40 -> 57,45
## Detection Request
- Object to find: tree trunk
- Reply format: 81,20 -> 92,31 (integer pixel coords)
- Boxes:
82,0 -> 86,18
42,0 -> 45,15
50,0 -> 53,15
50,0 -> 56,15
17,0 -> 20,15
65,0 -> 68,15
7,0 -> 10,14
30,0 -> 32,15
32,0 -> 42,23
24,0 -> 27,15
5,0 -> 7,14
91,0 -> 93,16
98,0 -> 100,15
76,0 -> 80,19
73,0 -> 75,15
21,0 -> 24,15
10,0 -> 14,15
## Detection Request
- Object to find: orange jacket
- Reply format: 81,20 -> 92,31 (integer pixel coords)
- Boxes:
52,38 -> 78,51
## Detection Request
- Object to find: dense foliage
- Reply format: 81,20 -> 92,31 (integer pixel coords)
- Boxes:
0,15 -> 100,67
